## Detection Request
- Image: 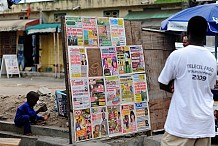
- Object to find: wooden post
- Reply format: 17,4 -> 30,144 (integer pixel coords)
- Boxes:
57,32 -> 60,78
53,33 -> 57,78
61,16 -> 74,144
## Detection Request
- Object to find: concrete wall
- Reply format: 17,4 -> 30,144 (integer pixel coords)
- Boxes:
2,0 -> 155,14
0,5 -> 145,22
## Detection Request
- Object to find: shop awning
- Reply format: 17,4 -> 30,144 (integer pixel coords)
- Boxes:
26,23 -> 61,35
124,10 -> 179,21
0,19 -> 39,31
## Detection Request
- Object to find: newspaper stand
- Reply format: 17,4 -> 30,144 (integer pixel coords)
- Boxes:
61,16 -> 152,144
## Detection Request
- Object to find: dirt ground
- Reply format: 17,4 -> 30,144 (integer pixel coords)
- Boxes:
0,76 -> 68,129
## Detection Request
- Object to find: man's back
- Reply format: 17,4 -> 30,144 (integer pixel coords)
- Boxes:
159,45 -> 217,138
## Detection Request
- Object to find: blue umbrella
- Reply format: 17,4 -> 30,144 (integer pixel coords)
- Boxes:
161,3 -> 218,35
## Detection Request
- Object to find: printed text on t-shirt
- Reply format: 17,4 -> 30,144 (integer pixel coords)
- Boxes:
187,64 -> 214,81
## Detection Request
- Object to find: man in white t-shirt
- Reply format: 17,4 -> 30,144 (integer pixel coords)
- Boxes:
158,16 -> 217,146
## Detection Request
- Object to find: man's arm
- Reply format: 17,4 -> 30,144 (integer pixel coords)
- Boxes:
159,79 -> 174,93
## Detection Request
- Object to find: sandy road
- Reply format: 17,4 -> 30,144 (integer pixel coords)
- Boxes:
0,76 -> 66,96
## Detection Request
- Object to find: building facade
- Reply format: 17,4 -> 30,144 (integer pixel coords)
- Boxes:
0,0 -> 187,73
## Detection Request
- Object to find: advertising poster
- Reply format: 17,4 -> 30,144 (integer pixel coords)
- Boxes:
1,55 -> 20,75
91,107 -> 108,138
121,104 -> 137,133
105,76 -> 120,106
101,47 -> 118,76
68,47 -> 81,78
71,78 -> 90,109
133,74 -> 149,102
116,46 -> 132,74
108,105 -> 122,136
89,78 -> 106,107
66,16 -> 83,46
135,102 -> 150,131
97,17 -> 112,46
120,75 -> 134,103
129,45 -> 145,73
74,108 -> 92,141
87,47 -> 103,77
82,17 -> 98,46
110,18 -> 126,46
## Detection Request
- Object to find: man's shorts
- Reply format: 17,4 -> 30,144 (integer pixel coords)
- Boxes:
161,132 -> 211,146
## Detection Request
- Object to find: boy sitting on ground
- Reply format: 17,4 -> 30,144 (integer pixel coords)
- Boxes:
14,91 -> 50,135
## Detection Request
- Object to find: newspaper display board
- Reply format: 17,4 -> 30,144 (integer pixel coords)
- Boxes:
63,16 -> 151,142
0,54 -> 20,78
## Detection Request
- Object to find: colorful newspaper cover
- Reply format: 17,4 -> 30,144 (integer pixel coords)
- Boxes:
68,46 -> 81,78
82,17 -> 98,46
68,47 -> 88,78
133,74 -> 149,102
110,18 -> 126,46
87,47 -> 103,77
105,76 -> 120,106
129,45 -> 145,73
135,102 -> 150,131
116,46 -> 132,74
74,108 -> 92,141
121,104 -> 137,133
101,47 -> 118,76
80,48 -> 88,77
71,78 -> 90,109
91,107 -> 108,138
108,105 -> 122,136
89,78 -> 106,107
66,16 -> 83,46
97,17 -> 112,46
120,75 -> 134,103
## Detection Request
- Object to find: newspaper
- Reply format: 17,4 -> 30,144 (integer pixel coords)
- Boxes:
89,78 -> 106,107
120,75 -> 134,103
108,105 -> 122,136
74,108 -> 92,141
133,74 -> 149,102
135,102 -> 150,131
68,46 -> 88,78
66,16 -> 83,46
129,45 -> 145,73
91,107 -> 108,138
101,47 -> 118,76
71,78 -> 90,109
82,17 -> 98,46
105,76 -> 121,106
110,18 -> 126,46
116,46 -> 132,74
121,104 -> 137,133
97,17 -> 112,46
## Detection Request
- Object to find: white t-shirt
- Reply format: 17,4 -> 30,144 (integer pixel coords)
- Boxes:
158,45 -> 217,138
0,0 -> 9,12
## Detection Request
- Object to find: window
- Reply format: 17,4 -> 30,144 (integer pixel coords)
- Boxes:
54,13 -> 66,22
103,10 -> 119,18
